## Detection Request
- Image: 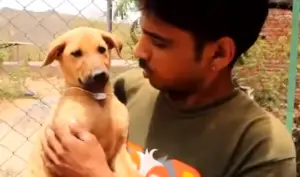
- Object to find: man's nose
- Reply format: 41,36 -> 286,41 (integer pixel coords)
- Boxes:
134,36 -> 150,60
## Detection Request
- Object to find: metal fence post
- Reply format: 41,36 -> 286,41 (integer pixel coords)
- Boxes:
107,0 -> 113,32
286,0 -> 300,133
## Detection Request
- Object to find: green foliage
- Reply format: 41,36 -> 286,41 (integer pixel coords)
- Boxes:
233,36 -> 289,119
0,65 -> 30,100
114,0 -> 140,59
129,18 -> 141,45
0,47 -> 10,64
113,0 -> 138,20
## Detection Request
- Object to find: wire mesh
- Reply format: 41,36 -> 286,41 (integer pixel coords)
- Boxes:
0,1 -> 299,177
0,0 -> 138,176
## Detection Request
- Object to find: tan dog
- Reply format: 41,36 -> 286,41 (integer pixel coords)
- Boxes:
22,27 -> 134,177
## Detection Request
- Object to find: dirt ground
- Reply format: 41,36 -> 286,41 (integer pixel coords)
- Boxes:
0,76 -> 64,176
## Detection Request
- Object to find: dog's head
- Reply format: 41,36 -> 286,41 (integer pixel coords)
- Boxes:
41,27 -> 123,93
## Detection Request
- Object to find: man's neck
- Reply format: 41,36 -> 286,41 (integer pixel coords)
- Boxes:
167,73 -> 235,108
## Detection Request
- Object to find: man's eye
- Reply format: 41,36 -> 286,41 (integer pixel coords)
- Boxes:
151,38 -> 168,48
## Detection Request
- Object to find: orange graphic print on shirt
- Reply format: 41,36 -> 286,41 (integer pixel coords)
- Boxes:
126,141 -> 201,177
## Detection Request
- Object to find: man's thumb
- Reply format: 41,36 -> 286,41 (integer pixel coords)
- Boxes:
69,120 -> 92,142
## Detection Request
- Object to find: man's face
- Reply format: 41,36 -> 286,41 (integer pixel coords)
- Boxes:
135,13 -> 236,93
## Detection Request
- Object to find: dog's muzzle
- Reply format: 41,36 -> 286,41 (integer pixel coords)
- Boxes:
80,69 -> 109,92
90,69 -> 109,84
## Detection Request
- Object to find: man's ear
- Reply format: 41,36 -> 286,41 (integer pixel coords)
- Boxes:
41,41 -> 66,67
101,32 -> 123,58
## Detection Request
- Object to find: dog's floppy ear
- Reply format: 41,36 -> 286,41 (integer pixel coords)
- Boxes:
41,40 -> 66,67
101,32 -> 123,58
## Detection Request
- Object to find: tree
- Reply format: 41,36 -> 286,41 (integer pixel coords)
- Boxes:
114,0 -> 138,20
114,0 -> 141,45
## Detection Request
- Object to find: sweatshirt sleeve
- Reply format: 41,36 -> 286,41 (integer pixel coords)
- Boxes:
232,116 -> 296,177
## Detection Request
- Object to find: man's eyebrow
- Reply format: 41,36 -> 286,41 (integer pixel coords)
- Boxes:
142,28 -> 172,43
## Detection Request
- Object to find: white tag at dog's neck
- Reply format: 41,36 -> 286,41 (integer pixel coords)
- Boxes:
93,93 -> 107,100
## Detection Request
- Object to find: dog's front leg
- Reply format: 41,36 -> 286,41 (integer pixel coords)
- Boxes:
111,144 -> 143,177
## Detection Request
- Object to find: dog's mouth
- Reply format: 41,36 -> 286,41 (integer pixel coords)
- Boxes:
78,70 -> 109,94
78,78 -> 106,93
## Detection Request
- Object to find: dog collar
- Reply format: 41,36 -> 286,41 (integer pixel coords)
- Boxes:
64,87 -> 111,101
93,93 -> 107,100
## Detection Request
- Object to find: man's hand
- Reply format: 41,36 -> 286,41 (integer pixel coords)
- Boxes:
41,122 -> 113,177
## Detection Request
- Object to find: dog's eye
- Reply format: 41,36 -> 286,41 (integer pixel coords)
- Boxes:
71,49 -> 82,57
97,46 -> 106,54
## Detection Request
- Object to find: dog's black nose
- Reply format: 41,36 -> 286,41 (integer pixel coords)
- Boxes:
91,70 -> 109,83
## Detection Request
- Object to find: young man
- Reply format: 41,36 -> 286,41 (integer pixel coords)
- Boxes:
41,0 -> 297,176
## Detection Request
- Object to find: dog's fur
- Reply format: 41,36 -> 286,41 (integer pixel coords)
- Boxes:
22,27 -> 136,177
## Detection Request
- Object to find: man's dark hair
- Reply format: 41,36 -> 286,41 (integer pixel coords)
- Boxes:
137,0 -> 269,66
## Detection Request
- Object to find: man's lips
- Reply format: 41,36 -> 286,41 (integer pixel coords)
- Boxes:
138,59 -> 152,78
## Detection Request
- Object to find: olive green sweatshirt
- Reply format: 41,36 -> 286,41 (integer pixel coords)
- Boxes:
112,68 -> 296,177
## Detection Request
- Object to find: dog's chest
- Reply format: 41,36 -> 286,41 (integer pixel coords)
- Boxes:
80,102 -> 112,133
53,97 -> 112,131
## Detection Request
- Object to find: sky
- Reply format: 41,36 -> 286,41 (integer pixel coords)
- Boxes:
0,0 -> 139,22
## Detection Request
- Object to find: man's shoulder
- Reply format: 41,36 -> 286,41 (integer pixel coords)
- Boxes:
233,107 -> 296,173
228,92 -> 295,153
112,68 -> 151,104
220,92 -> 296,175
247,112 -> 295,154
230,109 -> 296,176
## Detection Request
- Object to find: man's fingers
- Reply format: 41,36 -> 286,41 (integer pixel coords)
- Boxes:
49,124 -> 78,150
78,131 -> 96,142
41,152 -> 63,176
49,121 -> 95,149
69,122 -> 95,142
41,135 -> 61,165
69,121 -> 86,137
45,128 -> 65,156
